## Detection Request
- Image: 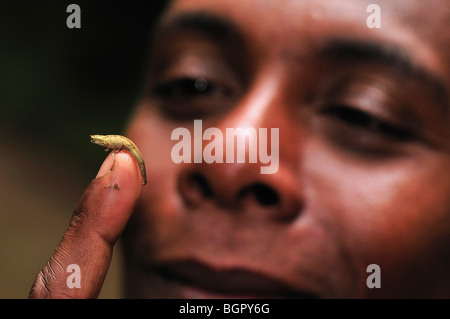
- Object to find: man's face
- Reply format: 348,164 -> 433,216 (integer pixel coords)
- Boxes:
123,0 -> 450,298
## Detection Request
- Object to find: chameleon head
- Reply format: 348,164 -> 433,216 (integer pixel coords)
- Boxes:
90,135 -> 107,147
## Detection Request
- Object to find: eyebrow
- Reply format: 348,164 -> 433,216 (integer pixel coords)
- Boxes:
319,39 -> 449,115
155,12 -> 244,45
154,13 -> 448,116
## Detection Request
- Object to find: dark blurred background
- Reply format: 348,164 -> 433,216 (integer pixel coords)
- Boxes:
0,0 -> 167,298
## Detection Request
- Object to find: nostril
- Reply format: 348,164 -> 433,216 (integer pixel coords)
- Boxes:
190,173 -> 214,198
179,172 -> 214,208
237,183 -> 280,207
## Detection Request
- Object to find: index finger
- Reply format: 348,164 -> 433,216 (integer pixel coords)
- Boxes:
29,151 -> 141,298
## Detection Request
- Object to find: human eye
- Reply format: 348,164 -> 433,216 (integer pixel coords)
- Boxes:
154,76 -> 233,101
152,74 -> 237,120
320,104 -> 414,141
314,75 -> 419,157
147,37 -> 243,121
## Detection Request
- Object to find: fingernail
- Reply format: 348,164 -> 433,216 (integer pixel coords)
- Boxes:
95,153 -> 114,179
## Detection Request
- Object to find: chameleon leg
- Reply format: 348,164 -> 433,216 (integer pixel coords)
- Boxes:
109,151 -> 116,172
101,152 -> 116,188
109,146 -> 122,173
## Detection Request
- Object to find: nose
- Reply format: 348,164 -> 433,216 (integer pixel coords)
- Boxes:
177,74 -> 304,221
178,162 -> 303,221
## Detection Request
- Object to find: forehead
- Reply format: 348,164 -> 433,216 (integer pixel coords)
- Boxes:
167,0 -> 447,27
162,0 -> 448,78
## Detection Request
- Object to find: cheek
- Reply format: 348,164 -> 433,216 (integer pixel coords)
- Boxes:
303,140 -> 450,295
125,106 -> 185,233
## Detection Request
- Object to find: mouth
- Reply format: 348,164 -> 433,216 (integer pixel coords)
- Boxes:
153,260 -> 319,299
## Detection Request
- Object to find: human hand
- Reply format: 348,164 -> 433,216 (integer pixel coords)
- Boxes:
29,151 -> 141,298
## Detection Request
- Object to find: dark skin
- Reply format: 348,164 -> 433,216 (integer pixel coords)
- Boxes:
30,0 -> 450,298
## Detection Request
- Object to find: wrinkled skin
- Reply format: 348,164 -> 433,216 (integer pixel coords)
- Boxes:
29,0 -> 450,299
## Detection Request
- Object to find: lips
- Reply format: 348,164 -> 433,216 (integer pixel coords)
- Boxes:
154,260 -> 319,298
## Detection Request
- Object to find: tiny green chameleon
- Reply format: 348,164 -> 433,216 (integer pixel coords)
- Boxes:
90,134 -> 147,185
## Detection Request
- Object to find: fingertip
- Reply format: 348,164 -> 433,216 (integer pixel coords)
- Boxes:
95,152 -> 114,179
89,151 -> 142,241
109,151 -> 142,189
95,151 -> 142,192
